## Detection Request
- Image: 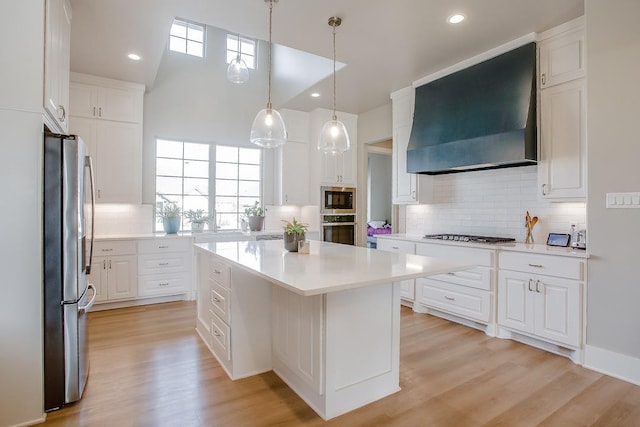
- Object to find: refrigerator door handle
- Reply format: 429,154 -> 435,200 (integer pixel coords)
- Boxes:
84,156 -> 96,274
78,284 -> 97,313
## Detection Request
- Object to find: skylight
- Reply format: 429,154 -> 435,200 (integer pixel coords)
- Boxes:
169,18 -> 205,58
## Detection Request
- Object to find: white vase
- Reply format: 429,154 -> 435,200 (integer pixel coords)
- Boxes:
191,222 -> 205,233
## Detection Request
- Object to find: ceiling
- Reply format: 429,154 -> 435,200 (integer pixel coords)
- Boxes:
69,0 -> 584,115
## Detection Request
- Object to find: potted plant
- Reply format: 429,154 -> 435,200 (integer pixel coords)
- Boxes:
157,202 -> 181,234
282,218 -> 308,252
244,201 -> 266,231
184,209 -> 211,233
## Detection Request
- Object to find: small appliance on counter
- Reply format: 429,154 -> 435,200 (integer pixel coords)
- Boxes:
571,228 -> 587,250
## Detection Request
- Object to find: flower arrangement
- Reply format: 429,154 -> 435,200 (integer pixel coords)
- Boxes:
157,202 -> 180,219
243,201 -> 266,217
282,218 -> 308,236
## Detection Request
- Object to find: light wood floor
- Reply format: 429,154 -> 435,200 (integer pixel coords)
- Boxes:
40,301 -> 640,426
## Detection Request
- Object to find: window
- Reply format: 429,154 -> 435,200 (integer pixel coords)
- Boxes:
155,139 -> 210,230
215,145 -> 262,230
155,140 -> 262,232
169,18 -> 205,58
226,34 -> 256,69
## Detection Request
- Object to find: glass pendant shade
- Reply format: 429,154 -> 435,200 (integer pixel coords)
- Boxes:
250,107 -> 287,148
318,118 -> 350,154
227,56 -> 249,84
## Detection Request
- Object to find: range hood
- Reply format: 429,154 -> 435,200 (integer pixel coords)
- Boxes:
407,42 -> 537,175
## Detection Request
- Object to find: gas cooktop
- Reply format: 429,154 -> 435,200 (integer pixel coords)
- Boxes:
423,234 -> 515,244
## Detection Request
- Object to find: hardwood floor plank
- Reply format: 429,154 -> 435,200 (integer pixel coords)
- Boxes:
38,302 -> 640,427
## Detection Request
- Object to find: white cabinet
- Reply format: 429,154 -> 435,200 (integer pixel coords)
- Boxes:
390,87 -> 432,204
376,238 -> 416,304
69,117 -> 142,203
44,0 -> 71,133
538,21 -> 586,200
88,240 -> 137,304
497,251 -> 583,348
137,237 -> 192,298
69,80 -> 143,123
320,150 -> 356,186
539,79 -> 586,199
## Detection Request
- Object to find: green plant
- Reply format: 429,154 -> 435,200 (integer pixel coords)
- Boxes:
183,209 -> 211,224
282,218 -> 308,236
244,201 -> 266,217
157,202 -> 180,219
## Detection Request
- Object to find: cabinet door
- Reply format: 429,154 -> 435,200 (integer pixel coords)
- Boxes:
539,79 -> 586,199
87,256 -> 108,303
377,239 -> 415,302
69,82 -> 98,119
539,29 -> 585,88
533,277 -> 581,347
106,255 -> 137,300
392,124 -> 417,203
44,0 -> 71,133
497,271 -> 534,334
95,121 -> 142,203
98,86 -> 142,123
281,140 -> 309,205
69,116 -> 97,160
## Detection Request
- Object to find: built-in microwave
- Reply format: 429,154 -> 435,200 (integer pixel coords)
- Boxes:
320,186 -> 356,214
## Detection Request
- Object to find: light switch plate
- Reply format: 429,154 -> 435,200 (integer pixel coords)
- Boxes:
606,192 -> 640,208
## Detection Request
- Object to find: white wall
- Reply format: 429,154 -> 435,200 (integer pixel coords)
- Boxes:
585,0 -> 640,360
367,153 -> 392,222
404,166 -> 586,242
0,2 -> 46,425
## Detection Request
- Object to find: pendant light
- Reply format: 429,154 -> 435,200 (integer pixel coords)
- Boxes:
227,34 -> 249,84
318,16 -> 350,154
250,0 -> 287,148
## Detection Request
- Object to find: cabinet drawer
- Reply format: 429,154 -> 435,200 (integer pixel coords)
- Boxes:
210,281 -> 230,323
377,239 -> 415,254
94,240 -> 136,256
416,242 -> 494,267
138,273 -> 187,297
138,238 -> 191,254
499,252 -> 584,280
427,266 -> 492,291
416,278 -> 491,323
138,252 -> 188,275
210,258 -> 231,288
210,311 -> 231,362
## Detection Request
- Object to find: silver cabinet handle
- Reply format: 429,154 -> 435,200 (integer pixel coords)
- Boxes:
102,248 -> 113,252
159,282 -> 169,287
213,269 -> 221,274
158,262 -> 169,266
98,107 -> 102,117
58,105 -> 66,122
213,297 -> 220,303
535,280 -> 542,293
447,272 -> 456,275
109,260 -> 112,269
541,73 -> 546,86
103,260 -> 106,270
444,296 -> 455,301
213,330 -> 221,337
158,245 -> 169,249
528,263 -> 543,268
391,246 -> 399,250
412,190 -> 416,199
93,106 -> 96,117
542,184 -> 548,196
528,278 -> 534,292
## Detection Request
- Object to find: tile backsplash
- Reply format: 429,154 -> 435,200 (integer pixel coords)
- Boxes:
94,204 -> 154,236
404,166 -> 586,243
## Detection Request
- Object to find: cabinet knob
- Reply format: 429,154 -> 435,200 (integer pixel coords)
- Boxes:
213,297 -> 220,303
213,330 -> 221,337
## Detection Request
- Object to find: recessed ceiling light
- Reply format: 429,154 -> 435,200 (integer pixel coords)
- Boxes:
127,53 -> 142,61
448,14 -> 465,24
311,92 -> 320,98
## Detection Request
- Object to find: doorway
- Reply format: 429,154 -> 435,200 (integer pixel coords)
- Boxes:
366,140 -> 392,248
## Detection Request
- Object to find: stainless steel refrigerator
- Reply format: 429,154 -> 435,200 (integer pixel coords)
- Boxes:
43,130 -> 96,411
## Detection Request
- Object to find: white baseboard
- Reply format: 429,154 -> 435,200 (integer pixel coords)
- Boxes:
9,415 -> 45,427
584,345 -> 640,386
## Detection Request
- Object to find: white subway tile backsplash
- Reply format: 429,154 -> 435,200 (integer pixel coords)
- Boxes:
405,166 -> 586,242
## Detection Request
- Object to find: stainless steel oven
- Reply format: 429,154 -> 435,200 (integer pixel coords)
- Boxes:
321,186 -> 356,214
321,214 -> 356,246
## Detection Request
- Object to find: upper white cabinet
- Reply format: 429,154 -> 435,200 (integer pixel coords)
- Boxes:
44,0 -> 72,133
69,79 -> 143,123
390,87 -> 432,204
68,73 -> 144,203
537,19 -> 587,200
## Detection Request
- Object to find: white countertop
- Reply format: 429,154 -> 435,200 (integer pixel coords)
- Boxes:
377,233 -> 588,258
195,240 -> 470,296
94,230 -> 310,241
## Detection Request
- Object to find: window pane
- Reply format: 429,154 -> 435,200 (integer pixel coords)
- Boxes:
217,145 -> 238,163
239,197 -> 260,212
227,51 -> 237,64
238,180 -> 260,197
157,139 -> 183,158
241,53 -> 255,69
217,213 -> 239,230
216,162 -> 238,179
170,21 -> 187,38
169,36 -> 186,53
215,196 -> 238,213
184,160 -> 208,178
184,178 -> 208,196
239,148 -> 261,164
183,195 -> 209,213
187,40 -> 203,57
239,164 -> 260,180
227,35 -> 238,51
156,176 -> 183,195
216,179 -> 238,196
184,143 -> 209,160
240,39 -> 254,55
187,25 -> 204,43
157,158 -> 183,176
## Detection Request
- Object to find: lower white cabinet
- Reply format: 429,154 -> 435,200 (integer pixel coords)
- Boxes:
497,252 -> 583,348
88,240 -> 137,303
376,238 -> 416,303
137,237 -> 191,298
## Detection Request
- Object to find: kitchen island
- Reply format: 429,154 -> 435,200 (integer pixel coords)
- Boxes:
194,240 -> 468,420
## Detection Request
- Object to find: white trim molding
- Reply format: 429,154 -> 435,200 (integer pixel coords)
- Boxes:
584,345 -> 640,386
